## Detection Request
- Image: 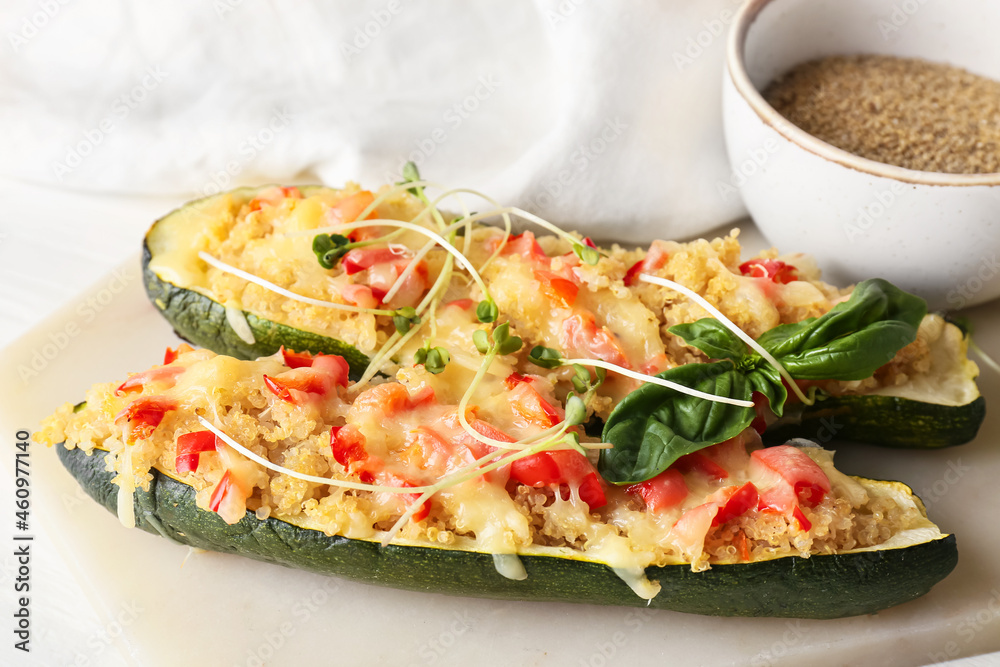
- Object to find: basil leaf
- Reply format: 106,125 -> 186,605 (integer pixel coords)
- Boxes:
669,320 -> 748,362
758,279 -> 926,380
746,365 -> 787,417
599,362 -> 755,484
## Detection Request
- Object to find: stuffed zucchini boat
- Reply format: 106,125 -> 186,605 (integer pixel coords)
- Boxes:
141,176 -> 984,450
38,346 -> 957,618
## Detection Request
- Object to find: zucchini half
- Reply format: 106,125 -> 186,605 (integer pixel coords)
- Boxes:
143,188 -> 986,449
143,186 -> 371,376
766,323 -> 985,449
58,443 -> 957,619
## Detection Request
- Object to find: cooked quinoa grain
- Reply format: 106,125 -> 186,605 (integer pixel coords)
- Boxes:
764,54 -> 1000,174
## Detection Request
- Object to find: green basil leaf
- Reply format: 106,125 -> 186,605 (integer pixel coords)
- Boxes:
746,365 -> 788,417
757,279 -> 926,380
668,320 -> 748,362
599,362 -> 755,484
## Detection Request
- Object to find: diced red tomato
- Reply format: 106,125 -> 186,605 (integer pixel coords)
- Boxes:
669,502 -> 717,560
341,248 -> 401,275
208,468 -> 253,524
310,354 -> 351,388
279,346 -> 314,369
509,449 -> 607,509
535,270 -> 579,307
114,396 -> 177,441
508,382 -> 562,428
248,186 -> 302,212
445,298 -> 474,310
623,260 -> 645,287
492,232 -> 548,263
627,469 -> 688,512
163,343 -> 193,365
673,452 -> 729,481
503,373 -> 530,391
263,354 -> 349,404
624,242 -> 671,286
756,483 -> 796,515
341,247 -> 428,308
115,366 -> 185,396
739,259 -> 798,284
380,473 -> 431,522
582,237 -> 597,249
644,241 -> 670,270
734,530 -> 751,561
468,418 -> 515,446
330,424 -> 368,469
751,446 -> 830,508
792,506 -> 812,532
712,482 -> 759,527
561,312 -> 630,369
209,470 -> 235,511
175,431 -> 219,474
263,373 -> 326,403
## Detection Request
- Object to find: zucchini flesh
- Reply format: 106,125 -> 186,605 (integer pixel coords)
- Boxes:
766,323 -> 985,448
58,444 -> 958,619
142,185 -> 371,376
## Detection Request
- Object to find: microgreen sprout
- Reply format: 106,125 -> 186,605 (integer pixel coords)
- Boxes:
563,394 -> 587,427
527,345 -> 754,408
527,345 -> 563,369
473,329 -> 490,355
571,363 -> 606,395
476,299 -> 499,323
392,307 -> 421,335
572,243 -> 602,266
473,323 -> 522,357
399,161 -> 423,197
312,233 -> 353,269
414,345 -> 451,374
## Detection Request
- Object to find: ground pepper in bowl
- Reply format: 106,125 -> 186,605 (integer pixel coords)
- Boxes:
764,54 -> 1000,174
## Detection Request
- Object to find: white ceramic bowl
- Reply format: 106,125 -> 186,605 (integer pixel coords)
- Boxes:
723,0 -> 1000,310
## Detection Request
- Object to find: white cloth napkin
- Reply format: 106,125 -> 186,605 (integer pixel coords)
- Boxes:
0,0 -> 747,243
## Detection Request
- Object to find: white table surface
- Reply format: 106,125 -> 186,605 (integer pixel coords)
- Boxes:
1,174 -> 998,667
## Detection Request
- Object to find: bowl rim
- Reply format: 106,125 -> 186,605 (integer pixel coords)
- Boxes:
727,0 -> 1000,187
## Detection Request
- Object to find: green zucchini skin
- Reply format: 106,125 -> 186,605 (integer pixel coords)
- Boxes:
764,395 -> 986,449
142,240 -> 370,378
59,444 -> 958,619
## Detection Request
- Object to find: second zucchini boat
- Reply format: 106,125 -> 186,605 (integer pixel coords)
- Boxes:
141,176 -> 985,450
